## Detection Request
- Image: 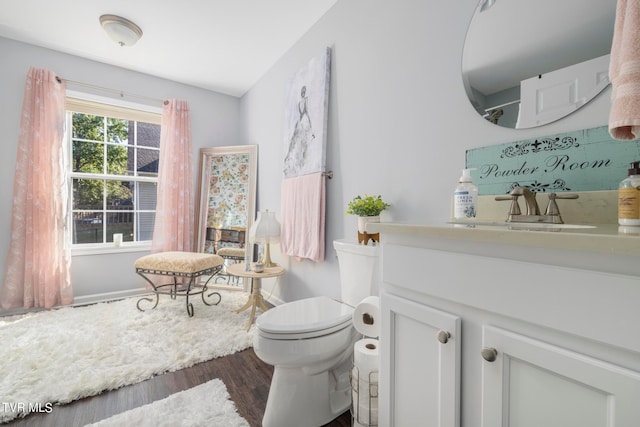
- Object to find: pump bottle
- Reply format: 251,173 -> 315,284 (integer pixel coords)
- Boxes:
618,161 -> 640,226
453,168 -> 478,219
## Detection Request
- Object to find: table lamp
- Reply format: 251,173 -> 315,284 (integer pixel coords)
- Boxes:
249,209 -> 281,268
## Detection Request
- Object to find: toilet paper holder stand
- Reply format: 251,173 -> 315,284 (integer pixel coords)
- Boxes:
350,364 -> 379,427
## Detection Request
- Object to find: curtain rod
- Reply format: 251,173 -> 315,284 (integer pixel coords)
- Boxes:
55,76 -> 168,105
484,99 -> 521,113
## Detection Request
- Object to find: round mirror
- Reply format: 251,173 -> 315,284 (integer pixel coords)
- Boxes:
462,0 -> 615,129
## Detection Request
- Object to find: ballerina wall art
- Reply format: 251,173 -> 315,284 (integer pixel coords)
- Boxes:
283,47 -> 331,178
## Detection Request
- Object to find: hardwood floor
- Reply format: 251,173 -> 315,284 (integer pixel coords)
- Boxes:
5,348 -> 352,427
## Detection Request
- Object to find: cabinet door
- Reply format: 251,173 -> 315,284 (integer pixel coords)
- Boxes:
380,292 -> 461,427
481,326 -> 640,427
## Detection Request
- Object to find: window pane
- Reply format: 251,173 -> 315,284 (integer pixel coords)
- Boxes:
107,208 -> 133,227
72,140 -> 104,173
72,113 -> 105,141
107,118 -> 129,144
106,180 -> 133,206
137,147 -> 159,176
137,212 -> 155,241
69,106 -> 159,246
106,222 -> 133,243
73,178 -> 104,210
73,212 -> 103,244
106,144 -> 129,175
137,122 -> 161,148
137,182 -> 158,210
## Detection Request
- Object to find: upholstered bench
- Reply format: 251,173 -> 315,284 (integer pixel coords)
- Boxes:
217,247 -> 245,260
216,247 -> 246,285
134,251 -> 224,317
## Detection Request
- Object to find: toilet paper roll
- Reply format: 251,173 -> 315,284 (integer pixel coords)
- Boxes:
353,338 -> 380,381
352,401 -> 379,425
352,381 -> 379,426
352,295 -> 380,337
352,403 -> 379,426
352,337 -> 379,426
352,366 -> 379,385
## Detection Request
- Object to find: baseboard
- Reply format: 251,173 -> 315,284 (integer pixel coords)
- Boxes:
263,293 -> 284,307
0,288 -> 152,318
72,288 -> 152,307
0,286 -> 276,318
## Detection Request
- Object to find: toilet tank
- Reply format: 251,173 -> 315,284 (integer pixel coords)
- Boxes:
333,239 -> 381,306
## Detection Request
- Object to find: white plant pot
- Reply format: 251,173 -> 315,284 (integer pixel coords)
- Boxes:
357,215 -> 380,234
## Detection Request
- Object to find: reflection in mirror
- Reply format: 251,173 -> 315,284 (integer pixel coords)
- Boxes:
462,0 -> 615,129
195,145 -> 257,288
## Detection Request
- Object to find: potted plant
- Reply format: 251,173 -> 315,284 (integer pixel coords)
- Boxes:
345,194 -> 390,233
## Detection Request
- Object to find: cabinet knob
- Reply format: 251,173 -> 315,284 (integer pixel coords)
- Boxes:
437,330 -> 451,344
481,347 -> 498,362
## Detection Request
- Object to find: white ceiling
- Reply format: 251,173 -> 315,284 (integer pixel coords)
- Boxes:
0,0 -> 338,97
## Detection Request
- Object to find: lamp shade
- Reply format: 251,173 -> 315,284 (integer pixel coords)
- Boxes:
100,14 -> 143,47
249,210 -> 281,244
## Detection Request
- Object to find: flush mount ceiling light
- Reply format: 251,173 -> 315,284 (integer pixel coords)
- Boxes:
99,14 -> 143,47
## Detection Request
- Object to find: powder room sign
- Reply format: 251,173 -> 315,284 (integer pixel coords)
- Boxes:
466,125 -> 640,196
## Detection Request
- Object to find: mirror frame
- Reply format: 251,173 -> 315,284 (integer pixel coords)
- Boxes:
195,145 -> 258,263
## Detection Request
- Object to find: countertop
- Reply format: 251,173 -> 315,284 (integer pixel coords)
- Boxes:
366,221 -> 640,257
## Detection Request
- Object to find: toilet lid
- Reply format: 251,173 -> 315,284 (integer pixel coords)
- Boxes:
257,296 -> 353,335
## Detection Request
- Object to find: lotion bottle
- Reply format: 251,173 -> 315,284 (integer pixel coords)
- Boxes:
618,161 -> 640,226
453,168 -> 478,219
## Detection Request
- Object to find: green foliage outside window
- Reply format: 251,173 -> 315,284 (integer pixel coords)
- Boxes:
72,113 -> 131,207
70,107 -> 160,245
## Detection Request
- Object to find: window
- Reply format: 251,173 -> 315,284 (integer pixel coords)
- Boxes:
66,95 -> 161,246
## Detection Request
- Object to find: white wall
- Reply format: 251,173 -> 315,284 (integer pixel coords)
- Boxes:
0,37 -> 242,307
0,0 -> 613,310
239,0 -> 611,304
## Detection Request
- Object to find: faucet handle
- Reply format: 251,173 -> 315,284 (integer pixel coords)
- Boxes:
552,192 -> 579,200
495,194 -> 521,216
544,193 -> 579,218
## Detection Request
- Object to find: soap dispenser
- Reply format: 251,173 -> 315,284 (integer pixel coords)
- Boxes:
618,161 -> 640,226
453,168 -> 478,219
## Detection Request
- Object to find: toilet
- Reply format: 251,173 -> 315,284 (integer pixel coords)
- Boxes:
253,239 -> 381,427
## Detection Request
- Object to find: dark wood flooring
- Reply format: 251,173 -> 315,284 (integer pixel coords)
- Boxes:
4,347 -> 352,427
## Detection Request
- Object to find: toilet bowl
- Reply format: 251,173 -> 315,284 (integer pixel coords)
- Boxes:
253,239 -> 381,427
254,296 -> 358,427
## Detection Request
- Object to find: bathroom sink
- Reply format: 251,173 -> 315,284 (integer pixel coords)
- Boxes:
449,220 -> 596,230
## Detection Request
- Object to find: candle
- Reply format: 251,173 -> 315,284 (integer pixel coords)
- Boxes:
113,233 -> 123,247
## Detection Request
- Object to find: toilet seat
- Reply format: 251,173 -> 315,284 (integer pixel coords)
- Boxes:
256,296 -> 354,340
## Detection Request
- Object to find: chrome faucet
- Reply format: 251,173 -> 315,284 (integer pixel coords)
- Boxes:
495,186 -> 578,224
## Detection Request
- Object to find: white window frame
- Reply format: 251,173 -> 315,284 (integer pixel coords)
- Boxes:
66,91 -> 162,256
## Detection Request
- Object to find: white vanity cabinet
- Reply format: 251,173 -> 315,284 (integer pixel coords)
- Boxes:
380,292 -> 460,427
482,326 -> 640,427
371,223 -> 640,427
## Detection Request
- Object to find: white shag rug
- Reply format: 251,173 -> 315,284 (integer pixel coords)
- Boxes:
85,379 -> 250,427
0,290 -> 255,423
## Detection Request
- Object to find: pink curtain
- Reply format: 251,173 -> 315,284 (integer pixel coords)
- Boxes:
151,99 -> 194,253
1,67 -> 73,310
